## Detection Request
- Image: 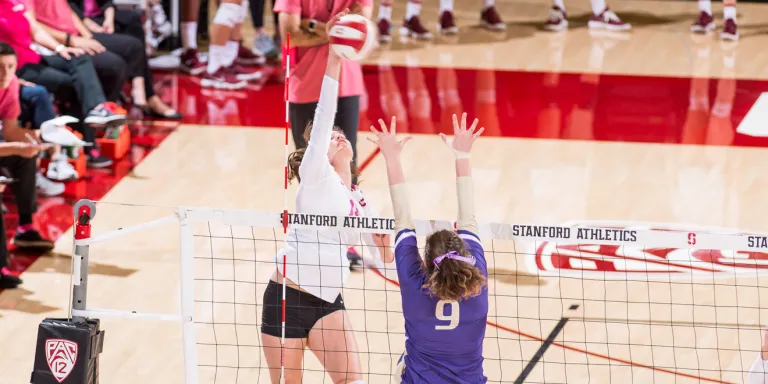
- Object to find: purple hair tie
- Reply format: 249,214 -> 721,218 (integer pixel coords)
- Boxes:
433,251 -> 476,268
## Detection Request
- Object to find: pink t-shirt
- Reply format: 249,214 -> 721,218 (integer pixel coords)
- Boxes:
0,0 -> 41,68
26,0 -> 79,36
0,76 -> 21,120
273,0 -> 372,104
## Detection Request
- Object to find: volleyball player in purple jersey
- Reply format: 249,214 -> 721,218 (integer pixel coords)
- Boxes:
368,113 -> 489,384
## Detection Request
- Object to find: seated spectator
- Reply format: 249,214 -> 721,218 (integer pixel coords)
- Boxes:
18,80 -> 80,192
0,0 -> 123,168
62,0 -> 181,118
0,46 -> 59,289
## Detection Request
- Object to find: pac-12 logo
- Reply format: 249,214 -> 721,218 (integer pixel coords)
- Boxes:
45,338 -> 78,383
527,221 -> 768,280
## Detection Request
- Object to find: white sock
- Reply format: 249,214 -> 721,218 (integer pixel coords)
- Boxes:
207,44 -> 227,74
484,0 -> 494,8
699,0 -> 712,15
378,5 -> 392,20
223,40 -> 239,66
723,5 -> 736,20
590,0 -> 606,15
439,0 -> 453,12
181,22 -> 198,50
405,1 -> 421,20
553,0 -> 566,10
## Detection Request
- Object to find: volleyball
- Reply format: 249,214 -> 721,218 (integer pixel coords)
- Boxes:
329,14 -> 377,62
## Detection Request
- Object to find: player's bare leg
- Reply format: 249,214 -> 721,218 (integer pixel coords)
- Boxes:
217,16 -> 264,82
201,0 -> 248,89
586,0 -> 630,31
261,334 -> 307,384
748,326 -> 768,383
376,0 -> 394,42
227,13 -> 267,66
720,0 -> 738,40
400,0 -> 433,40
180,0 -> 206,75
308,311 -> 363,384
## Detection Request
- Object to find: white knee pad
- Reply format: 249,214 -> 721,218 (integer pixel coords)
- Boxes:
212,2 -> 241,27
348,381 -> 365,384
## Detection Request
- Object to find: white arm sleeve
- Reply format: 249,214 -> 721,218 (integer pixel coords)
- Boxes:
456,176 -> 477,233
298,76 -> 339,185
750,355 -> 768,384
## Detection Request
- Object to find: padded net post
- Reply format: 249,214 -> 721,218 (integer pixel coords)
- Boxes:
71,199 -> 96,324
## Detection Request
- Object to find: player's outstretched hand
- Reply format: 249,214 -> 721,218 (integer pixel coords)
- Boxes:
368,116 -> 412,160
326,8 -> 350,38
440,113 -> 484,156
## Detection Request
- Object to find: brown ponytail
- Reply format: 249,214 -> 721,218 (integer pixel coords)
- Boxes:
287,121 -> 360,184
422,230 -> 487,302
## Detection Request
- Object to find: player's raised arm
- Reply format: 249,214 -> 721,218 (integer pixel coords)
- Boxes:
440,113 -> 484,234
368,117 -> 413,233
297,9 -> 349,184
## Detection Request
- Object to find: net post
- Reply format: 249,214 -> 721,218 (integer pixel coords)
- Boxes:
72,199 -> 96,324
177,208 -> 199,384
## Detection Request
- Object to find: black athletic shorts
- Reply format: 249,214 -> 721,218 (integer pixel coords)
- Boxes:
261,279 -> 346,339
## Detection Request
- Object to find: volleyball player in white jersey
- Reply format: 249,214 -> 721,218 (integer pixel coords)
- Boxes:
260,9 -> 392,384
749,326 -> 768,383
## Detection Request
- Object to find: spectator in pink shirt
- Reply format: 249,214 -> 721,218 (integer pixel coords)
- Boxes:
275,0 -> 372,168
0,43 -> 64,288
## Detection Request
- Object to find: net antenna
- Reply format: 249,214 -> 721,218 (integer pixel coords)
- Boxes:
280,32 -> 291,384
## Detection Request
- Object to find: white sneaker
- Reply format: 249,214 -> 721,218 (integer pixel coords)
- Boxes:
36,172 -> 65,197
46,156 -> 78,181
40,116 -> 88,147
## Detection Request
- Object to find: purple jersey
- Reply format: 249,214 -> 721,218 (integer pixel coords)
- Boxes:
394,229 -> 489,384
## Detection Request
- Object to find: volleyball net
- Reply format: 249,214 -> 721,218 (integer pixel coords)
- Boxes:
70,201 -> 768,383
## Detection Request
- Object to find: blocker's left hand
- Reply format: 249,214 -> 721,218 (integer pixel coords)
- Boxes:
367,117 -> 412,160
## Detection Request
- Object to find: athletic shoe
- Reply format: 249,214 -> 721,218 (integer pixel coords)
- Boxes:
378,18 -> 393,43
0,268 -> 21,289
201,68 -> 248,90
720,18 -> 738,41
400,16 -> 433,40
438,11 -> 459,35
46,155 -> 79,181
347,247 -> 363,272
481,6 -> 506,30
690,11 -> 715,33
544,7 -> 569,31
588,8 -> 631,31
13,229 -> 55,251
36,172 -> 65,197
236,45 -> 266,66
180,48 -> 207,75
226,63 -> 263,82
252,33 -> 279,59
84,104 -> 126,125
87,150 -> 113,169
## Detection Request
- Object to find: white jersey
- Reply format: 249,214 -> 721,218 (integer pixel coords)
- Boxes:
750,355 -> 768,384
276,75 -> 371,303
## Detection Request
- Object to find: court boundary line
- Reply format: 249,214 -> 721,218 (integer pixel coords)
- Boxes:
514,316 -> 570,384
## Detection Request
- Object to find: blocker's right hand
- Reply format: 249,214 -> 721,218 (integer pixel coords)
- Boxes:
367,116 -> 411,160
